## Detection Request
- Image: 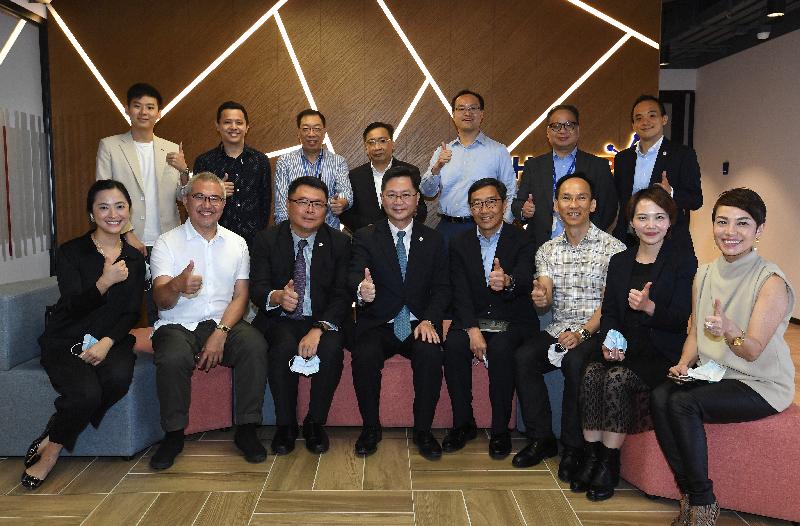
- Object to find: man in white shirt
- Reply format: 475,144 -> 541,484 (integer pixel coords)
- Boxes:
148,172 -> 268,470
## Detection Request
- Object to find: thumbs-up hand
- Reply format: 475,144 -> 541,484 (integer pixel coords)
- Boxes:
100,254 -> 129,287
703,298 -> 735,339
281,279 -> 299,312
360,268 -> 376,303
173,260 -> 203,295
166,141 -> 188,173
522,193 -> 535,219
433,142 -> 453,174
221,173 -> 234,197
655,170 -> 673,196
531,278 -> 548,308
628,281 -> 655,315
488,258 -> 510,291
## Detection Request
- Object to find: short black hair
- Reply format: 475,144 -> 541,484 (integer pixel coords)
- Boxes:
363,122 -> 395,141
296,109 -> 326,128
712,188 -> 766,226
451,89 -> 485,111
126,83 -> 162,108
554,172 -> 595,199
468,178 -> 507,202
216,101 -> 249,124
547,104 -> 579,124
631,94 -> 666,122
87,179 -> 132,215
288,176 -> 329,200
381,164 -> 421,192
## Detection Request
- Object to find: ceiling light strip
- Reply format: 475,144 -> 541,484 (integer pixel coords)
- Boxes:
508,33 -> 632,152
0,19 -> 26,67
565,0 -> 658,49
46,6 -> 130,123
375,0 -> 451,113
266,144 -> 301,159
160,0 -> 289,117
274,11 -> 335,153
394,78 -> 430,141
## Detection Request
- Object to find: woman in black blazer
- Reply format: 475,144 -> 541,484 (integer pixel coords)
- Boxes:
570,186 -> 697,501
21,180 -> 145,489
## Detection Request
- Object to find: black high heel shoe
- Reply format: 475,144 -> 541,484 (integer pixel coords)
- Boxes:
24,424 -> 52,469
20,471 -> 45,490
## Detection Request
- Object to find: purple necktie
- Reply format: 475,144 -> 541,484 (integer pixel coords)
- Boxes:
289,239 -> 308,319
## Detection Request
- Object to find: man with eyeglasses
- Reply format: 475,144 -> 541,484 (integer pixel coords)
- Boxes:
612,95 -> 702,250
148,172 -> 269,470
421,89 -> 516,243
512,105 -> 617,254
274,109 -> 353,230
249,176 -> 351,456
348,165 -> 450,460
340,122 -> 427,233
442,178 -> 537,458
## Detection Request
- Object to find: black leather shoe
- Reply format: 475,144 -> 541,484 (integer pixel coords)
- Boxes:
512,437 -> 558,468
24,417 -> 54,468
442,421 -> 478,453
150,430 -> 184,470
570,441 -> 602,492
587,445 -> 621,501
271,425 -> 299,455
303,423 -> 330,454
354,425 -> 382,456
413,430 -> 443,460
235,423 -> 267,463
488,432 -> 512,459
558,445 -> 584,483
20,471 -> 44,490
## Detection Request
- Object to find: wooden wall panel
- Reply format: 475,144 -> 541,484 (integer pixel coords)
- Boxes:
48,0 -> 660,243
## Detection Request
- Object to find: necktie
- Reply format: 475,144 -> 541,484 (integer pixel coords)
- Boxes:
393,231 -> 412,341
289,239 -> 308,319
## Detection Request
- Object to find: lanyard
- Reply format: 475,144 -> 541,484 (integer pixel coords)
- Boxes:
552,155 -> 577,198
302,150 -> 324,179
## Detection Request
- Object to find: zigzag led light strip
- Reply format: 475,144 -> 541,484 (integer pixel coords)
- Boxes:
566,0 -> 659,49
394,78 -> 430,141
507,33 -> 632,152
47,5 -> 130,124
0,19 -> 26,67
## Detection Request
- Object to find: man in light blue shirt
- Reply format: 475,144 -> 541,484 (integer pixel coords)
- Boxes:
421,90 -> 516,243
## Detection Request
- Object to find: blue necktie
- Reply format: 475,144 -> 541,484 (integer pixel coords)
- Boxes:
393,231 -> 412,341
289,239 -> 308,319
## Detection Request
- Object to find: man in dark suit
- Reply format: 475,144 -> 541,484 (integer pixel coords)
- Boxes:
512,105 -> 618,254
443,178 -> 538,458
348,165 -> 450,460
612,95 -> 702,249
340,122 -> 427,233
250,176 -> 351,455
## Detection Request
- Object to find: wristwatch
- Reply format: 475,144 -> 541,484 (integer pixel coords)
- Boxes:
504,275 -> 516,292
578,328 -> 591,342
311,321 -> 329,332
216,323 -> 231,333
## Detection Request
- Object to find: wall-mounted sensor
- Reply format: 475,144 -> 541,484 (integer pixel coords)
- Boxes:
722,161 -> 729,175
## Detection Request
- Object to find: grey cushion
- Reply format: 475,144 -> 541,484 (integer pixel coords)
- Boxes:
0,277 -> 59,371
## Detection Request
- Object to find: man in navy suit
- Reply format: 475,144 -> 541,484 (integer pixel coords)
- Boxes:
612,95 -> 702,249
250,176 -> 351,456
339,122 -> 427,233
349,165 -> 450,460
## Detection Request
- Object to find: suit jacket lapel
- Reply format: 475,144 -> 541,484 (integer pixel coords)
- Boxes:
405,221 -> 426,284
649,137 -> 670,185
119,132 -> 145,192
153,136 -> 169,184
309,225 -> 330,310
540,154 -> 556,217
362,164 -> 381,213
464,229 -> 486,289
376,221 -> 403,290
278,222 -> 296,284
648,238 -> 672,300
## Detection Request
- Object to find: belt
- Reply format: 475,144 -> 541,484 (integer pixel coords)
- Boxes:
439,214 -> 474,223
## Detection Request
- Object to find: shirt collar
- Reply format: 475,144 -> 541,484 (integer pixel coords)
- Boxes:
216,142 -> 250,160
636,135 -> 664,157
476,223 -> 503,243
183,219 -> 224,244
370,158 -> 393,176
553,147 -> 577,161
557,222 -> 599,247
453,131 -> 487,147
290,228 -> 317,248
388,219 -> 414,239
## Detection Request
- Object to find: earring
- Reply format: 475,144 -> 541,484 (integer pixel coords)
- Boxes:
89,213 -> 95,223
755,238 -> 760,243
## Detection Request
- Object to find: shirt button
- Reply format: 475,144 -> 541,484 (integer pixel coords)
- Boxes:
236,188 -> 239,192
140,196 -> 145,201
140,216 -> 145,220
237,203 -> 241,207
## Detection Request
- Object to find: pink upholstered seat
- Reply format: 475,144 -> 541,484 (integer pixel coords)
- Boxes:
620,403 -> 800,522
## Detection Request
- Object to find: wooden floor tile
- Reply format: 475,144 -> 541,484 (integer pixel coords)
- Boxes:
363,438 -> 411,490
413,490 -> 469,526
565,488 -> 678,513
82,493 -> 158,526
138,491 -> 210,525
463,489 -> 526,526
737,511 -> 796,525
177,440 -> 265,456
194,491 -> 259,526
411,452 -> 519,471
514,489 -> 581,525
576,509 -> 745,525
113,472 -> 267,493
0,518 -> 83,525
257,490 -> 412,514
313,438 -> 363,490
7,457 -> 95,495
251,512 -> 414,525
412,469 -> 557,490
264,448 -> 319,491
131,453 -> 270,474
60,456 -> 138,494
0,494 -> 104,517
0,459 -> 24,495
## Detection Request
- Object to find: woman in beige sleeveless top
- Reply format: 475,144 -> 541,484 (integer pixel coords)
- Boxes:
650,188 -> 795,526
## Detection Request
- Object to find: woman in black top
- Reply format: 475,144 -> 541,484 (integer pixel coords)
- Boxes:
570,186 -> 697,501
21,180 -> 145,489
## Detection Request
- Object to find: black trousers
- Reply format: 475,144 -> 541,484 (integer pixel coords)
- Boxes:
39,334 -> 136,451
650,379 -> 777,506
263,317 -> 344,426
151,320 -> 268,432
444,325 -> 532,434
514,332 -> 597,448
350,322 -> 443,432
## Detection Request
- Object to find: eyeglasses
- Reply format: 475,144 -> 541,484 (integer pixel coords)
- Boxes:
547,121 -> 578,132
289,198 -> 327,210
190,193 -> 225,204
469,198 -> 502,211
366,137 -> 391,146
454,105 -> 482,114
383,192 -> 418,202
300,126 -> 324,134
